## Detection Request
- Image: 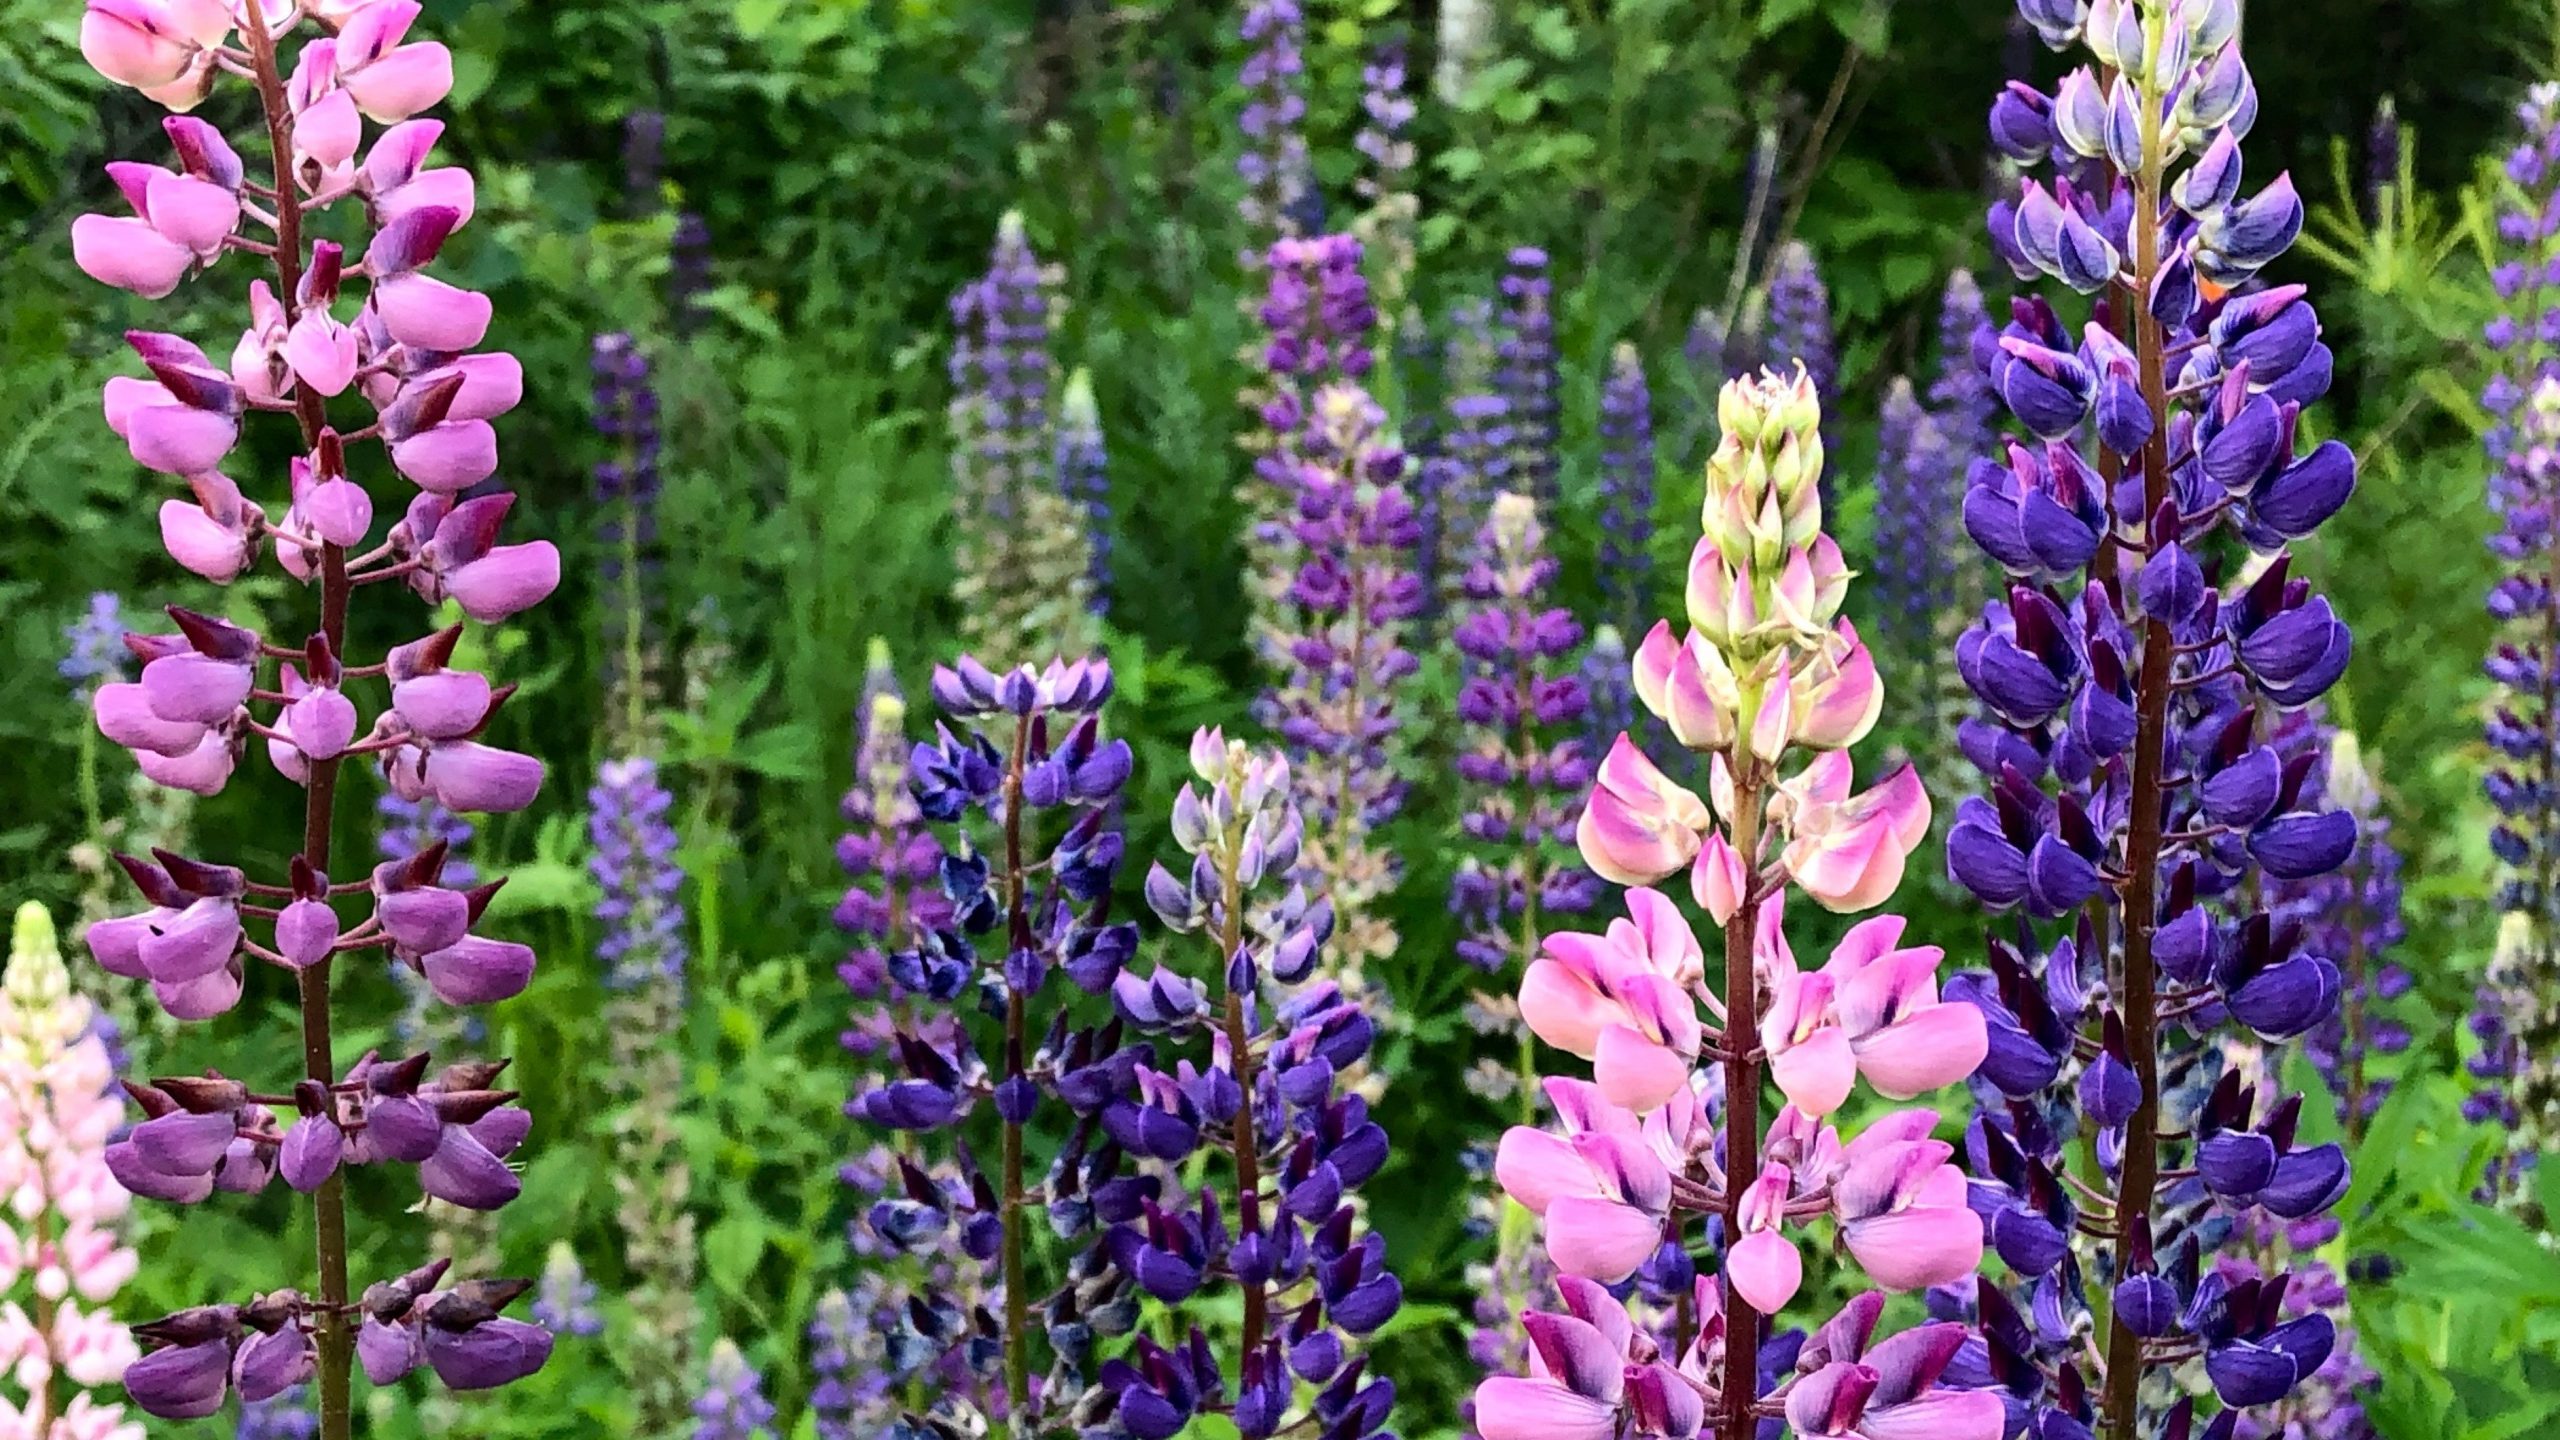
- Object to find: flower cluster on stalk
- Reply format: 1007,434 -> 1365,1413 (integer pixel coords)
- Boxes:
1267,385 -> 1421,999
2475,84 -> 2560,1215
1236,0 -> 1312,258
950,214 -> 1099,665
1497,249 -> 1562,509
1475,368 -> 1995,1440
593,328 -> 665,740
1247,234 -> 1381,668
1352,40 -> 1418,339
73,2 -> 558,1427
1419,301 -> 1512,622
851,656 -> 1145,1433
0,905 -> 141,1440
1949,3 -> 2365,1434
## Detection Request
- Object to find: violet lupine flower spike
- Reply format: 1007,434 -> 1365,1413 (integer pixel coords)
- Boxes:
1598,343 -> 1658,643
1954,4 -> 2360,1436
1869,378 -> 1956,697
854,656 -> 1140,1436
1,905 -> 143,1440
2477,89 -> 2560,1215
1058,370 -> 1114,618
692,1339 -> 778,1440
1496,248 -> 1562,510
1420,304 -> 1513,620
593,329 -> 665,746
1246,234 -> 1380,668
1269,385 -> 1421,998
1115,730 -> 1402,1440
2266,721 -> 2408,1141
1476,369 -> 1995,1440
1449,493 -> 1597,1084
1236,0 -> 1312,260
1352,39 -> 1419,343
949,214 -> 1098,666
1762,242 -> 1837,478
76,5 -> 557,1433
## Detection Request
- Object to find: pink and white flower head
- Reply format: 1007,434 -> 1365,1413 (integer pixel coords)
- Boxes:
1760,914 -> 1989,1116
1576,734 -> 1711,886
1631,621 -> 1740,752
1776,752 -> 1931,913
1494,1081 -> 1673,1284
1519,888 -> 1705,1113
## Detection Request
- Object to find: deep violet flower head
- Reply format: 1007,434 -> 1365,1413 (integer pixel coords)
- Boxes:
76,5 -> 554,1424
2265,720 -> 2407,1135
1870,378 -> 1958,670
1111,729 -> 1400,1440
1058,369 -> 1114,617
1246,236 -> 1382,666
1764,242 -> 1838,467
1928,270 -> 2003,466
950,213 -> 1098,664
1598,343 -> 1658,639
1475,371 -> 1991,1440
837,642 -> 950,1063
1497,248 -> 1562,507
853,654 -> 1144,1432
1236,0 -> 1313,256
1267,383 -> 1421,997
1947,3 -> 2362,1432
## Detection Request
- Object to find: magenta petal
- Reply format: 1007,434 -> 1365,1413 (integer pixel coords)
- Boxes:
447,541 -> 559,622
279,1115 -> 344,1192
152,958 -> 245,1021
423,742 -> 544,813
427,352 -> 520,421
1770,1025 -> 1858,1118
137,732 -> 238,796
376,886 -> 470,954
124,403 -> 238,475
72,213 -> 192,297
423,937 -> 535,1005
381,166 -> 477,230
96,681 -> 210,756
390,419 -> 498,493
419,1126 -> 520,1210
139,898 -> 240,983
142,171 -> 238,253
141,652 -> 250,724
284,687 -> 359,760
274,897 -> 339,969
305,476 -> 374,547
423,1316 -> 552,1391
1472,1377 -> 1619,1440
374,271 -> 490,350
392,670 -> 493,740
1543,1196 -> 1661,1283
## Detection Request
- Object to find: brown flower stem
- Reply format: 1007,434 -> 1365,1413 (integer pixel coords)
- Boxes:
1717,757 -> 1767,1440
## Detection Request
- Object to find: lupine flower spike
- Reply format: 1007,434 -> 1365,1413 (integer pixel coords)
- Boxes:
1475,368 -> 1995,1440
1246,234 -> 1380,669
0,904 -> 142,1440
853,656 -> 1142,1433
1111,730 -> 1402,1440
76,4 -> 556,1433
1952,4 -> 2362,1435
1352,40 -> 1419,340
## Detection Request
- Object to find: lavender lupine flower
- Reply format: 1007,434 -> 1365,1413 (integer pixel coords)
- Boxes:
1419,301 -> 1513,619
1236,0 -> 1312,258
593,330 -> 664,742
1598,344 -> 1657,640
691,1340 -> 778,1440
1057,370 -> 1113,617
950,214 -> 1097,664
837,642 -> 949,1064
530,1243 -> 602,1339
74,5 -> 555,1431
1353,40 -> 1419,342
1112,730 -> 1402,1440
2478,90 -> 2560,1216
1927,270 -> 2002,466
1580,627 -> 1637,771
1949,6 -> 2362,1437
61,593 -> 128,702
589,756 -> 697,1429
2267,722 -> 2408,1136
670,212 -> 714,337
1270,386 -> 1421,996
1869,379 -> 1958,683
805,1289 -> 894,1440
1475,370 -> 1989,1440
1247,235 -> 1381,666
853,656 -> 1140,1433
238,1388 -> 317,1440
1496,248 -> 1561,508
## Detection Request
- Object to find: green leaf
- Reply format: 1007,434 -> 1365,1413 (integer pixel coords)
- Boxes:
703,1211 -> 771,1295
1758,0 -> 1820,36
1527,8 -> 1578,58
734,0 -> 787,39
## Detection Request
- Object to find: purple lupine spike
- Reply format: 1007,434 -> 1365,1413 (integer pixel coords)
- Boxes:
238,1385 -> 318,1440
593,330 -> 663,738
1236,0 -> 1313,257
591,757 -> 687,995
1246,234 -> 1380,667
77,5 -> 553,1430
690,1340 -> 778,1440
1870,378 -> 1960,702
530,1242 -> 602,1339
1496,248 -> 1561,508
1352,40 -> 1418,336
1419,299 -> 1513,620
2479,89 -> 2560,1213
1597,343 -> 1656,639
1764,240 -> 1836,418
1116,730 -> 1402,1440
950,213 -> 1096,664
61,592 -> 129,702
1268,384 -> 1421,997
2267,718 -> 2408,1137
838,641 -> 949,1063
669,212 -> 714,336
1926,269 -> 2001,467
1946,5 -> 2362,1436
1057,370 -> 1113,616
854,653 -> 1138,1432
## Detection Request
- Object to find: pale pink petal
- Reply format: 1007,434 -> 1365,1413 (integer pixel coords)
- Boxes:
391,670 -> 492,740
1577,786 -> 1701,888
342,41 -> 453,121
1621,886 -> 1703,983
446,541 -> 559,622
389,420 -> 498,493
95,682 -> 208,757
1495,1127 -> 1593,1215
294,88 -> 362,169
285,313 -> 360,396
423,741 -> 544,813
1690,832 -> 1746,928
1852,1007 -> 1990,1100
79,0 -> 195,88
1859,1392 -> 2009,1440
1770,1025 -> 1857,1118
124,404 -> 237,475
1519,958 -> 1612,1059
1542,1196 -> 1660,1283
373,272 -> 491,351
1842,1210 -> 1985,1292
72,214 -> 192,297
1594,1025 -> 1689,1114
1726,1229 -> 1803,1315
158,497 -> 250,581
141,171 -> 237,253
1471,1377 -> 1618,1440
